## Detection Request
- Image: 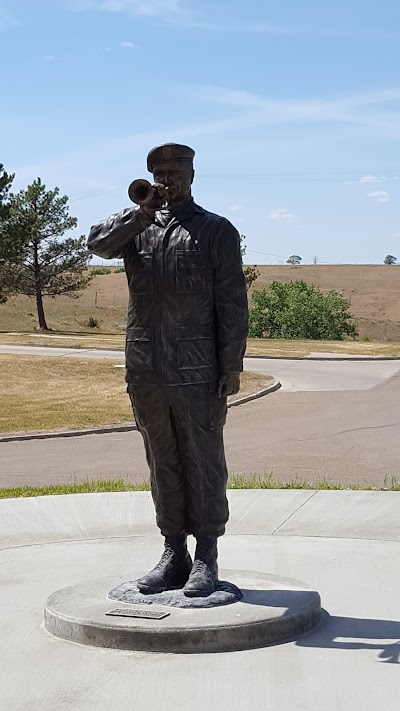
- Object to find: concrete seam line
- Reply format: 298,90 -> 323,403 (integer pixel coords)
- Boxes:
270,490 -> 319,536
0,380 -> 281,443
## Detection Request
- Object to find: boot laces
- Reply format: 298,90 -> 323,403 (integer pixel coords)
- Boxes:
154,544 -> 175,570
191,557 -> 208,574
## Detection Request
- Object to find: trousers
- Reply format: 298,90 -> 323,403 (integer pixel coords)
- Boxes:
127,383 -> 229,539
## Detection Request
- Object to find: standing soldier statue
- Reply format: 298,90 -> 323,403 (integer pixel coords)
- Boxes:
88,143 -> 248,597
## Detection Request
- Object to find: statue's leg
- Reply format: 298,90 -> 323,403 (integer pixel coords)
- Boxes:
183,536 -> 219,597
169,384 -> 229,596
127,385 -> 192,593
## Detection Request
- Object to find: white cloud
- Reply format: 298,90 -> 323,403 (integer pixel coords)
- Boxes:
194,85 -> 400,139
360,175 -> 383,184
228,204 -> 242,212
43,55 -> 60,62
120,41 -> 135,48
268,208 -> 296,222
368,190 -> 390,203
71,0 -> 181,15
13,83 -> 400,198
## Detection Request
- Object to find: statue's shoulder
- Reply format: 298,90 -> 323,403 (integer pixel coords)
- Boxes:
194,204 -> 236,232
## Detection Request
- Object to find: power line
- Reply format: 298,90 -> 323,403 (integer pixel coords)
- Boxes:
69,170 -> 400,203
70,185 -> 124,202
246,249 -> 336,265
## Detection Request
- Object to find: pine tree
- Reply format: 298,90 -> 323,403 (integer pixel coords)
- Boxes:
7,178 -> 92,329
0,163 -> 18,303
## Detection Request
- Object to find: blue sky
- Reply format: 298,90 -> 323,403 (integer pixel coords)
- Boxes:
1,0 -> 400,264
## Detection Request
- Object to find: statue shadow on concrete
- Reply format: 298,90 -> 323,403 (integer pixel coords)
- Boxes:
296,614 -> 400,664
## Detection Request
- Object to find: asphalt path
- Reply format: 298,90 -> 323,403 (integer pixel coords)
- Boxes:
1,344 -> 399,392
1,345 -> 400,488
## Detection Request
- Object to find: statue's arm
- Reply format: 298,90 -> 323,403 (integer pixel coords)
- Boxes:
87,207 -> 151,260
211,218 -> 249,381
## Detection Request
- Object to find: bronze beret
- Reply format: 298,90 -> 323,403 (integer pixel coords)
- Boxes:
147,143 -> 195,172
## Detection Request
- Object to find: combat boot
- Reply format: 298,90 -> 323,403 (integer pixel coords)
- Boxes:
183,537 -> 218,597
137,533 -> 192,594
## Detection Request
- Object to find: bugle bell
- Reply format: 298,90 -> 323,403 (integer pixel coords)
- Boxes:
128,179 -> 167,206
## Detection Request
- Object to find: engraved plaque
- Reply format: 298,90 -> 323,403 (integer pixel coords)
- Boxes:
106,608 -> 170,620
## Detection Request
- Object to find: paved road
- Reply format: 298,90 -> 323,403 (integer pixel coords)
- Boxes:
1,344 -> 399,488
1,368 -> 399,488
1,344 -> 399,392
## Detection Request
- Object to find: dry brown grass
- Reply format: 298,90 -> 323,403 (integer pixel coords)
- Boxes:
0,355 -> 271,433
231,371 -> 272,401
248,264 -> 400,341
0,355 -> 130,433
245,338 -> 400,357
0,332 -> 125,349
1,264 -> 399,339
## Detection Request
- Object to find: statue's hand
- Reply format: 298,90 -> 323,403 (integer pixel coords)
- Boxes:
217,372 -> 241,398
139,205 -> 157,225
139,185 -> 167,225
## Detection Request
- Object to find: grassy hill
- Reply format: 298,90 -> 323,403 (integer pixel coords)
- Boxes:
0,264 -> 399,340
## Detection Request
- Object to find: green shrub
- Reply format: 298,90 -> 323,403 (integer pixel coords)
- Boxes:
114,266 -> 125,273
360,334 -> 370,342
249,280 -> 358,340
86,316 -> 99,328
92,267 -> 111,275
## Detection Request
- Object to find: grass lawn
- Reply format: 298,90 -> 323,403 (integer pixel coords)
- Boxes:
1,473 -> 398,498
0,354 -> 272,434
1,331 -> 399,357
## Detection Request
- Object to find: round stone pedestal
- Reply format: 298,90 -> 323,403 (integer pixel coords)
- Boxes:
44,570 -> 322,654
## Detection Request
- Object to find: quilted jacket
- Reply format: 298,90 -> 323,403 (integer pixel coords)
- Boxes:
87,197 -> 248,386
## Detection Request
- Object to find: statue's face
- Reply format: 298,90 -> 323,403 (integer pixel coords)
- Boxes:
152,160 -> 194,205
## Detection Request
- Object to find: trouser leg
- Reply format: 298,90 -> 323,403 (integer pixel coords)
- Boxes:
127,383 -> 229,539
127,384 -> 187,537
170,384 -> 229,539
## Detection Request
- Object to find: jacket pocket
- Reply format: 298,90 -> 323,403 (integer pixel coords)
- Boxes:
176,250 -> 206,293
126,327 -> 153,371
176,324 -> 213,370
131,251 -> 153,295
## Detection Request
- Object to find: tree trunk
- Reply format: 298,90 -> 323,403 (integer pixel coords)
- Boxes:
35,286 -> 48,330
33,239 -> 48,330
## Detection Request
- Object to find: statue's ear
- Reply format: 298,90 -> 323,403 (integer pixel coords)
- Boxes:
191,168 -> 195,185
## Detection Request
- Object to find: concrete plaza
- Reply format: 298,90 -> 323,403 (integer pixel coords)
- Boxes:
0,489 -> 399,710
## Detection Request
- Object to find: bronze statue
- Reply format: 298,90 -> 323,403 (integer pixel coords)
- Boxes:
87,143 -> 248,597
